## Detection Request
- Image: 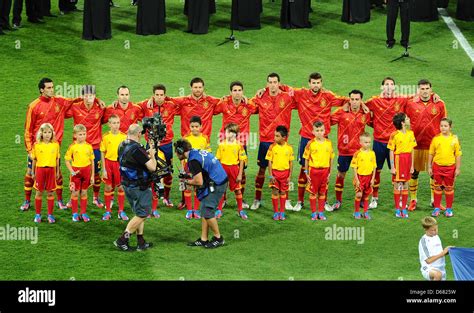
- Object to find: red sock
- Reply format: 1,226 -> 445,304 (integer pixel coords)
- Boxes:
272,195 -> 279,213
24,174 -> 34,202
235,191 -> 243,212
35,198 -> 42,214
363,197 -> 369,213
194,194 -> 201,211
309,195 -> 317,213
71,197 -> 78,214
280,193 -> 287,213
164,174 -> 172,200
184,190 -> 192,211
393,190 -> 401,209
335,175 -> 345,202
297,168 -> 307,203
433,189 -> 442,208
80,196 -> 87,214
104,191 -> 113,212
318,197 -> 325,213
152,188 -> 158,211
55,173 -> 63,201
354,197 -> 361,213
118,191 -> 125,212
255,167 -> 266,201
47,195 -> 54,215
93,173 -> 100,199
372,170 -> 381,198
401,190 -> 408,210
445,189 -> 454,208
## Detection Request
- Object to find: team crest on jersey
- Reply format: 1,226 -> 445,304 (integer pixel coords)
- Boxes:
279,100 -> 285,109
131,113 -> 135,120
320,99 -> 327,107
95,113 -> 100,119
242,108 -> 248,116
55,104 -> 60,113
163,110 -> 168,117
361,115 -> 366,123
203,101 -> 209,109
431,107 -> 437,115
394,102 -> 400,111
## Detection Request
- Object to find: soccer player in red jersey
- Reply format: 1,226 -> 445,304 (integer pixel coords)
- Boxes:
22,78 -> 83,212
65,85 -> 107,208
167,77 -> 220,139
249,73 -> 296,211
214,81 -> 257,209
139,84 -> 179,208
330,90 -> 371,211
104,86 -> 144,134
405,79 -> 447,211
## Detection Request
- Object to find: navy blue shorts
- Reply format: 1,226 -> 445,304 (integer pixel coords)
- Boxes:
373,140 -> 391,170
93,149 -> 101,174
337,155 -> 353,173
159,142 -> 173,165
27,155 -> 33,169
257,142 -> 272,168
298,136 -> 311,167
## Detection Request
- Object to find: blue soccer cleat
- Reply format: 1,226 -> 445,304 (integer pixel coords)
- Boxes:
273,212 -> 280,221
34,214 -> 41,223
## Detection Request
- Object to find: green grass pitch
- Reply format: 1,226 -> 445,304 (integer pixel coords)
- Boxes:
0,0 -> 472,280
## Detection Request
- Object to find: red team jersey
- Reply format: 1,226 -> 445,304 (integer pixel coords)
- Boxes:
330,108 -> 371,156
104,102 -> 144,134
65,100 -> 106,149
24,96 -> 77,151
365,96 -> 407,143
214,96 -> 258,145
139,99 -> 178,145
405,96 -> 447,150
292,88 -> 347,138
169,95 -> 220,138
253,91 -> 295,142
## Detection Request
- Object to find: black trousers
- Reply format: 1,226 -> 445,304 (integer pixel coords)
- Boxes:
82,0 -> 111,40
342,0 -> 371,24
280,0 -> 312,29
184,0 -> 216,34
59,0 -> 78,12
386,0 -> 410,46
136,0 -> 166,35
12,0 -> 41,24
0,0 -> 12,28
456,0 -> 474,21
231,0 -> 262,30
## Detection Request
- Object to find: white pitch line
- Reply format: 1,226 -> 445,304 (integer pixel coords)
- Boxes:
438,8 -> 474,62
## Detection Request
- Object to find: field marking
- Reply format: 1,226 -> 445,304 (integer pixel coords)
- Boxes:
438,8 -> 474,62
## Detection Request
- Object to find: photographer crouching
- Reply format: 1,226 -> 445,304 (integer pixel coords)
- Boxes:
175,139 -> 228,249
113,124 -> 158,252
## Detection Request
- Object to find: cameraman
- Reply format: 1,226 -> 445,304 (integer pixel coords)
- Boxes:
174,139 -> 228,249
114,124 -> 157,252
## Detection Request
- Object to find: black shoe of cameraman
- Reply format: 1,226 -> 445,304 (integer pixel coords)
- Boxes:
204,236 -> 225,249
187,238 -> 208,247
137,242 -> 154,251
114,239 -> 131,251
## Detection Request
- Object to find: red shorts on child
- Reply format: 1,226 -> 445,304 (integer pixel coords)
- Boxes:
222,164 -> 242,191
433,163 -> 455,188
103,159 -> 121,188
354,174 -> 373,195
392,153 -> 412,182
70,165 -> 92,192
34,167 -> 57,192
269,169 -> 290,192
306,167 -> 330,195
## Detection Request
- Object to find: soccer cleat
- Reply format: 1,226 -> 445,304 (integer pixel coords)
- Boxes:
353,212 -> 361,220
318,212 -> 327,221
395,209 -> 402,218
242,201 -> 250,209
110,199 -> 114,209
118,211 -> 129,221
368,197 -> 378,209
92,197 -> 104,209
66,200 -> 72,208
310,212 -> 318,221
102,211 -> 112,221
250,200 -> 261,211
215,209 -> 223,219
152,210 -> 161,218
20,200 -> 30,211
34,214 -> 41,223
57,200 -> 68,210
431,208 -> 441,217
114,239 -> 131,251
401,209 -> 408,219
193,210 -> 201,219
363,212 -> 371,220
81,213 -> 91,222
445,208 -> 454,217
407,200 -> 417,211
137,242 -> 154,251
239,210 -> 248,220
187,238 -> 208,247
279,212 -> 286,221
332,201 -> 342,211
204,236 -> 225,249
176,201 -> 186,210
293,201 -> 303,212
162,198 -> 174,207
273,212 -> 280,221
285,200 -> 293,211
72,213 -> 80,222
47,214 -> 56,223
324,202 -> 333,212
185,210 -> 193,220
431,201 -> 446,211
